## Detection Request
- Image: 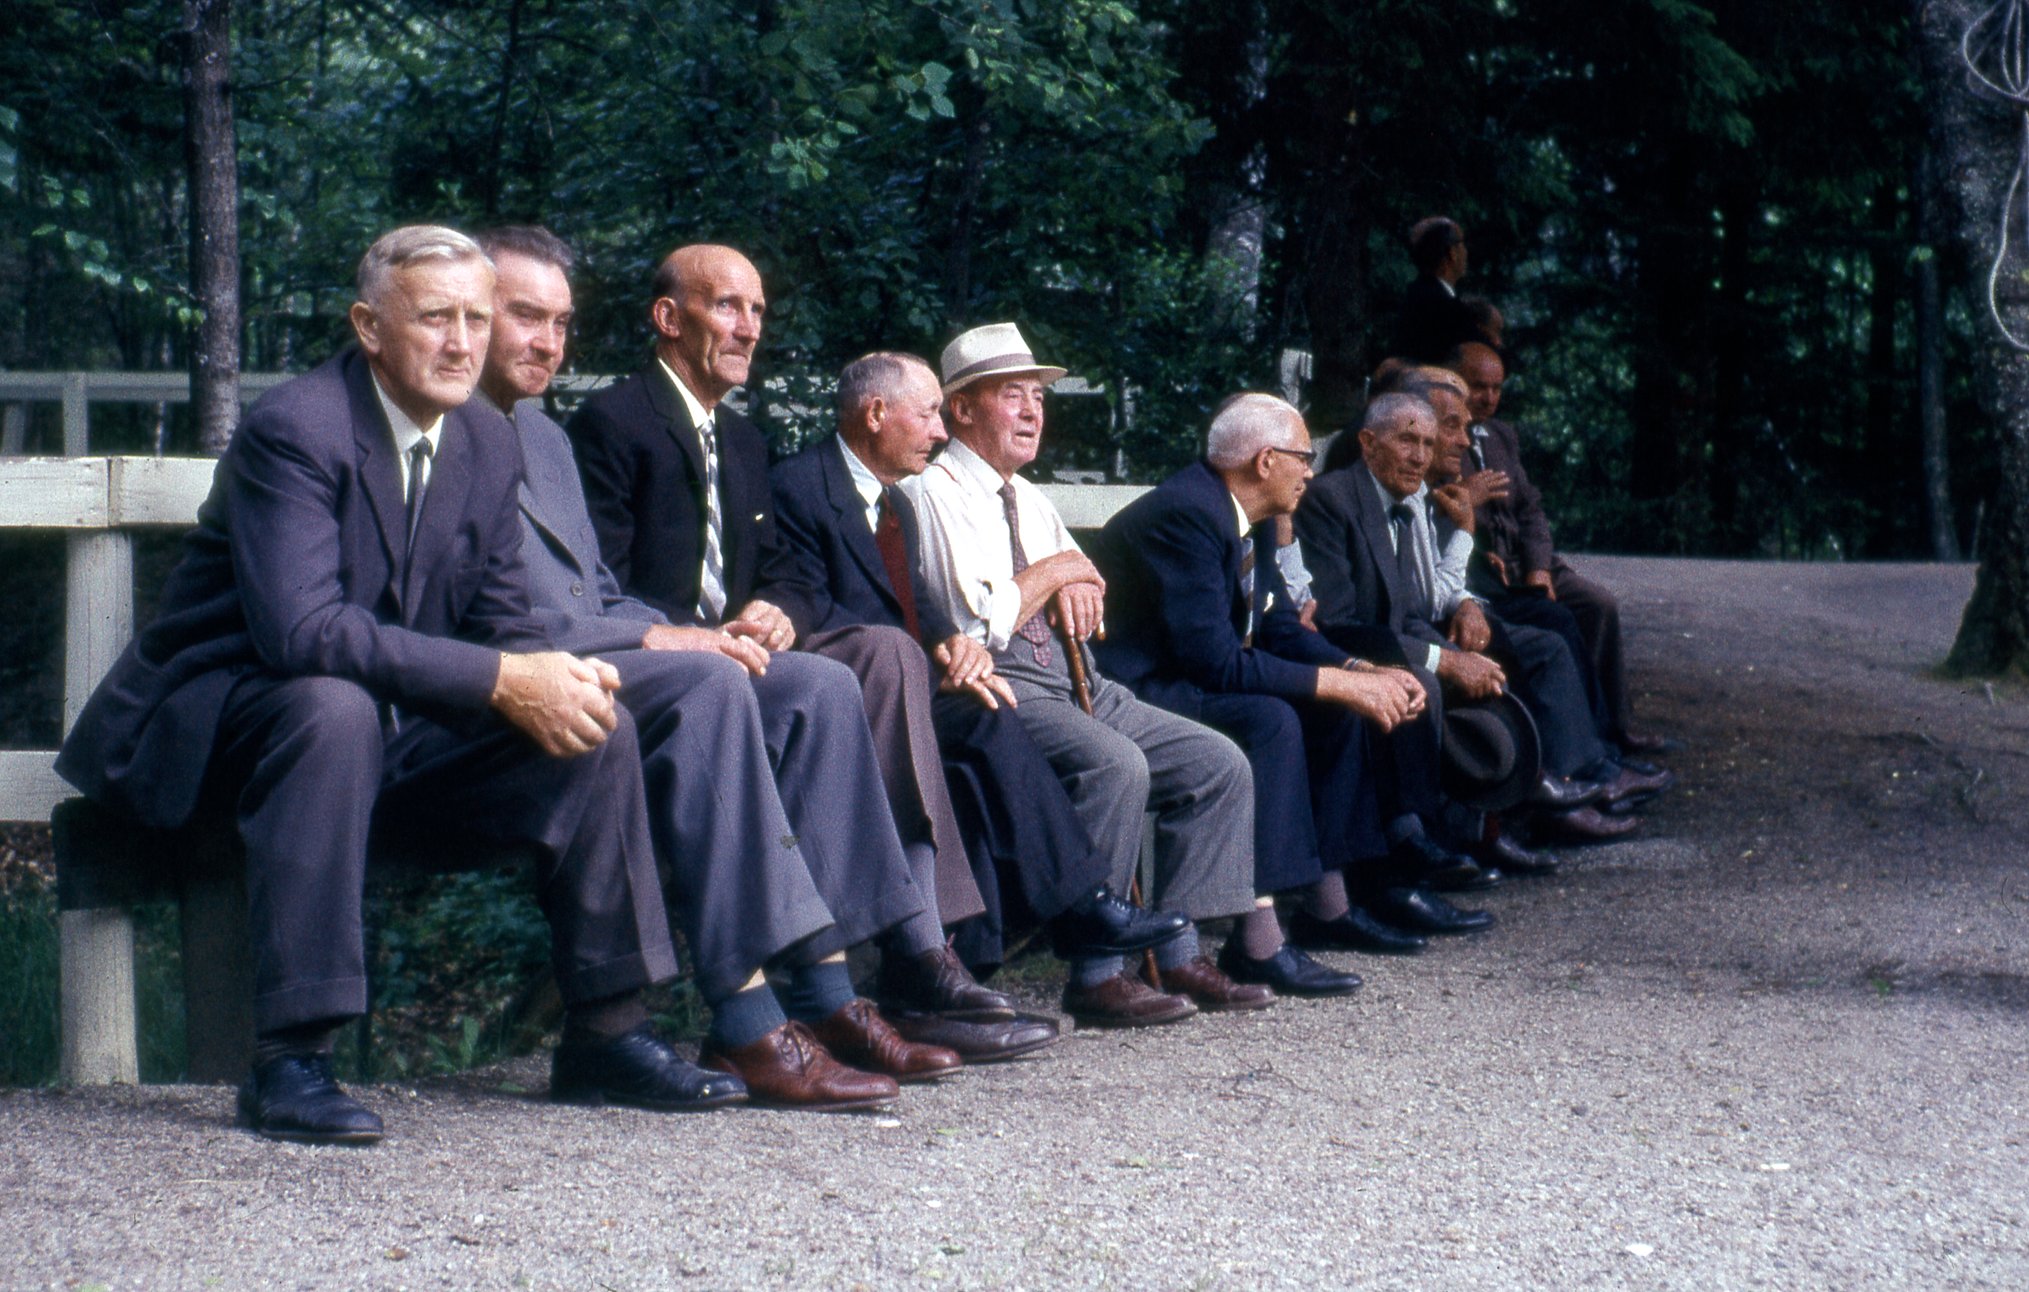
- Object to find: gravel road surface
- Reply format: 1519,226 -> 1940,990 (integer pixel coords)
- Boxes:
5,557 -> 2025,1291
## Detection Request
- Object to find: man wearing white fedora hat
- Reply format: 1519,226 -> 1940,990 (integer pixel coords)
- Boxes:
907,322 -> 1264,1026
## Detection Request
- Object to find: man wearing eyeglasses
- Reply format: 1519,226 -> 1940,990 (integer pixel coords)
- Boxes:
1092,394 -> 1485,992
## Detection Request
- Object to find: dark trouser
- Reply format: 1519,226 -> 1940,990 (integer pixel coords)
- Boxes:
1481,589 -> 1613,741
609,649 -> 844,1002
1191,692 -> 1338,897
1550,560 -> 1635,741
1482,614 -> 1609,777
744,648 -> 932,965
932,691 -> 1107,971
801,624 -> 987,930
212,673 -> 676,1035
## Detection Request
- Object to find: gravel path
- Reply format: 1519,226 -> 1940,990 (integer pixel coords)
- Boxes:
5,557 -> 2026,1291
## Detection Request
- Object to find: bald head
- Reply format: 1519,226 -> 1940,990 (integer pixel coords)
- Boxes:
650,243 -> 766,408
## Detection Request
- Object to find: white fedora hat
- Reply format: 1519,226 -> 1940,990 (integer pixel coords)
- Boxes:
938,322 -> 1069,396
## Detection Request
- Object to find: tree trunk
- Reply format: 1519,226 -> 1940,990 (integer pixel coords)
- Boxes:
183,0 -> 240,457
1863,178 -> 1905,557
1917,0 -> 2029,671
1915,120 -> 1962,559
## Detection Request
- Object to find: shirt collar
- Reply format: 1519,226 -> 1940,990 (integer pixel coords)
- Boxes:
939,437 -> 1009,496
369,372 -> 443,457
837,436 -> 884,511
656,357 -> 713,433
1439,279 -> 1457,298
1227,487 -> 1250,540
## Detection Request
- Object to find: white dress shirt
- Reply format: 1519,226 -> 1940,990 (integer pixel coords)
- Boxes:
369,374 -> 443,500
903,438 -> 1081,652
838,436 -> 885,533
1365,472 -> 1464,672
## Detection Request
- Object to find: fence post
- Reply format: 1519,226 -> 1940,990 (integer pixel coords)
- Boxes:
59,524 -> 139,1084
61,373 -> 88,456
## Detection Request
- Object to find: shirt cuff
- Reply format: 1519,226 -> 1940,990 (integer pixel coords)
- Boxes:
980,579 -> 1021,652
1424,642 -> 1444,673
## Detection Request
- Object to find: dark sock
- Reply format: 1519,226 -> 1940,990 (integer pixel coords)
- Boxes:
1152,925 -> 1200,970
1238,904 -> 1286,960
564,991 -> 649,1045
253,1019 -> 344,1067
1304,872 -> 1351,922
778,959 -> 858,1022
1385,814 -> 1424,847
707,983 -> 789,1052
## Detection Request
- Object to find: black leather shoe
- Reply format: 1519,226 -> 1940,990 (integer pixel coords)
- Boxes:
1050,885 -> 1191,958
1216,941 -> 1363,997
887,1012 -> 1061,1064
1478,833 -> 1560,877
876,944 -> 1016,1021
1390,832 -> 1503,892
1369,886 -> 1496,935
1596,762 -> 1677,807
1618,730 -> 1684,756
238,1053 -> 384,1145
1616,755 -> 1667,776
551,1024 -> 748,1111
1528,773 -> 1605,811
1288,906 -> 1428,955
1541,804 -> 1641,840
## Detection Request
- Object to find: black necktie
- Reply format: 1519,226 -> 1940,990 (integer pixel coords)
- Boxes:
1389,499 -> 1429,620
405,439 -> 433,548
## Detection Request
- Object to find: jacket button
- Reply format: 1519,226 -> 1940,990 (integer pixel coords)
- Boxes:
570,581 -> 585,596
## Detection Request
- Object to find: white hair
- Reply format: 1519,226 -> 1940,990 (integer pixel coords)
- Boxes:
355,225 -> 489,309
1361,391 -> 1433,436
1205,393 -> 1304,468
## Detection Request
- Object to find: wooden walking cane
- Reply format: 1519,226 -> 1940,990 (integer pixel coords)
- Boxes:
1058,609 -> 1164,985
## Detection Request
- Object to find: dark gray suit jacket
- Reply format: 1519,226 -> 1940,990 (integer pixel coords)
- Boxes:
510,399 -> 666,656
1463,417 -> 1555,590
1295,463 -> 1455,658
57,348 -> 544,829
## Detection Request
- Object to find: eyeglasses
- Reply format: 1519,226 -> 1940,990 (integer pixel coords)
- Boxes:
1268,446 -> 1318,467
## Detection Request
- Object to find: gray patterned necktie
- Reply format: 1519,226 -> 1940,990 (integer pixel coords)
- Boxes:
697,409 -> 727,621
1389,499 -> 1431,621
999,481 -> 1053,665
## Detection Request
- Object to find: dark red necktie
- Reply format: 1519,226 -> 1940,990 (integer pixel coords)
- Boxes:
874,489 -> 922,641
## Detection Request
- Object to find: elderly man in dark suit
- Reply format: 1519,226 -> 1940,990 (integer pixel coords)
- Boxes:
476,227 -> 982,1105
1297,393 -> 1658,845
56,226 -> 737,1143
1093,394 -> 1494,974
1449,341 -> 1674,759
769,351 -> 1186,1025
565,244 -> 1014,1040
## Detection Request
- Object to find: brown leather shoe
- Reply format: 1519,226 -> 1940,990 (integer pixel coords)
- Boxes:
1062,973 -> 1197,1028
809,998 -> 962,1083
1540,803 -> 1641,842
876,945 -> 1017,1021
1157,955 -> 1275,1012
1597,762 -> 1677,807
699,1021 -> 900,1111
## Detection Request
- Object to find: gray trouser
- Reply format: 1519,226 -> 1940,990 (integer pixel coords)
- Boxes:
996,639 -> 1254,923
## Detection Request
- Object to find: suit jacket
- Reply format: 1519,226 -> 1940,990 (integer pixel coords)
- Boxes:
1295,462 -> 1458,661
510,399 -> 668,655
1393,274 -> 1477,363
564,361 -> 807,626
1089,461 -> 1346,719
1462,416 -> 1555,591
57,348 -> 544,829
768,436 -> 961,647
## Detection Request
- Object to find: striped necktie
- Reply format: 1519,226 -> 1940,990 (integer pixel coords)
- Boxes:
697,409 -> 727,621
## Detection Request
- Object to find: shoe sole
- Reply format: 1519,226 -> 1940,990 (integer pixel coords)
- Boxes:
744,1094 -> 900,1112
952,1033 -> 1061,1064
1288,935 -> 1425,956
1065,1004 -> 1198,1028
1188,995 -> 1278,1012
240,1119 -> 384,1146
549,1087 -> 750,1112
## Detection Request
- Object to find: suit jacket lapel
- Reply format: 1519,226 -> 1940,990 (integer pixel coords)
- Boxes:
345,353 -> 408,612
643,362 -> 707,483
511,405 -> 595,578
403,409 -> 474,623
821,438 -> 902,614
1350,464 -> 1407,626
